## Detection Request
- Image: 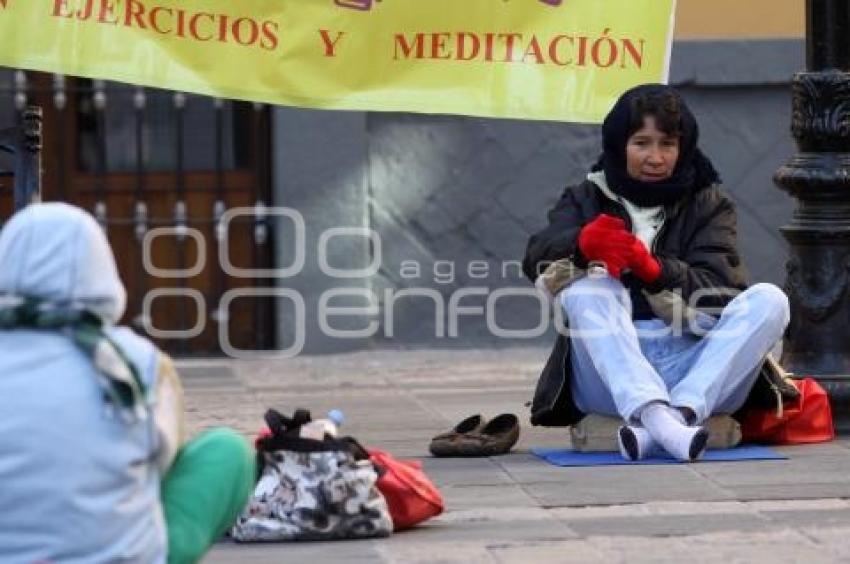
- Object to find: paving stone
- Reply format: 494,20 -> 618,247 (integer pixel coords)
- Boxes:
488,539 -> 610,564
376,541 -> 495,564
251,392 -> 446,433
747,499 -> 850,512
206,539 -> 382,563
413,389 -> 534,425
762,508 -> 850,528
363,439 -> 430,458
693,457 -> 850,486
383,511 -> 577,544
586,528 -> 834,564
725,482 -> 850,501
797,526 -> 850,561
420,457 -> 516,487
560,512 -> 773,538
523,466 -> 735,506
178,363 -> 238,382
642,500 -> 755,515
440,507 -> 558,523
773,442 -> 850,457
548,500 -> 756,520
342,428 -> 435,443
440,484 -> 540,511
830,438 -> 850,451
395,373 -> 537,390
495,453 -> 586,484
547,504 -> 654,521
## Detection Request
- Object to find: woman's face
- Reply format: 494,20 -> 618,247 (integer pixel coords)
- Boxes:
625,115 -> 680,182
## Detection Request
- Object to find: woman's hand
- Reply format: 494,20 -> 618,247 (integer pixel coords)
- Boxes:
577,214 -> 634,278
629,238 -> 662,283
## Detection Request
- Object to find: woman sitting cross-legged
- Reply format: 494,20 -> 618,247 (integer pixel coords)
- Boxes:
524,84 -> 792,462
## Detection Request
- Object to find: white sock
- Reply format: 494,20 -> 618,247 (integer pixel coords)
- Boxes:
639,402 -> 709,462
671,406 -> 698,426
617,425 -> 657,461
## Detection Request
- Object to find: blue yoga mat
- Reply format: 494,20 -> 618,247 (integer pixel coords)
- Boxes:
531,445 -> 786,466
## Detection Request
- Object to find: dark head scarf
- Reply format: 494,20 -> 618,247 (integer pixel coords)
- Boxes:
593,84 -> 720,208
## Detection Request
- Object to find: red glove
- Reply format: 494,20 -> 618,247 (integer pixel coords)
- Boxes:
629,238 -> 662,283
577,214 -> 634,278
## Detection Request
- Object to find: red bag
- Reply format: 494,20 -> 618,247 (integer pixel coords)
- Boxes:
368,448 -> 444,531
740,378 -> 834,444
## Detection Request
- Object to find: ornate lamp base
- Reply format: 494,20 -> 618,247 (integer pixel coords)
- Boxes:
775,69 -> 850,434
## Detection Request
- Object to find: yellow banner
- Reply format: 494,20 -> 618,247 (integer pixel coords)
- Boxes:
0,0 -> 676,123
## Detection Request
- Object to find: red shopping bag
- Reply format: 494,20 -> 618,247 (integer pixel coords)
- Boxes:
368,448 -> 444,531
740,378 -> 834,444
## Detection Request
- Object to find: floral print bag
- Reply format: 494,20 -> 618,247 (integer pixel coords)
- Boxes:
231,410 -> 392,542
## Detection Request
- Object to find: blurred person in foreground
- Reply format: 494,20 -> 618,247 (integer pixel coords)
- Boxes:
0,203 -> 254,563
524,84 -> 792,462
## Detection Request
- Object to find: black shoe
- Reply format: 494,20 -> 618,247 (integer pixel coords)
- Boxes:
688,427 -> 710,461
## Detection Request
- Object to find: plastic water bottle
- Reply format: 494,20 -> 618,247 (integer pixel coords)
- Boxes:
299,409 -> 345,440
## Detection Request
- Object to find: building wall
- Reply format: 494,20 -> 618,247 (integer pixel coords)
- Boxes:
675,0 -> 803,39
273,36 -> 805,353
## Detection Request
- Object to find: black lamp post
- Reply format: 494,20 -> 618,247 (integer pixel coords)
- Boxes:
775,0 -> 850,432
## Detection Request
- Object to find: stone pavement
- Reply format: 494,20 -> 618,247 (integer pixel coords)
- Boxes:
179,347 -> 850,564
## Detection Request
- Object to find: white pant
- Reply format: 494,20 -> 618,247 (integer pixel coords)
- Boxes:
561,277 -> 790,424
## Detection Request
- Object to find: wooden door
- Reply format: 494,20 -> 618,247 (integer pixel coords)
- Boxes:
0,69 -> 276,356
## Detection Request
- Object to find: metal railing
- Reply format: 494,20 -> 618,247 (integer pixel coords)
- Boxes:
0,105 -> 42,210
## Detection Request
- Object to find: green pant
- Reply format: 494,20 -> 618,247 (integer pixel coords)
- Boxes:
161,428 -> 255,564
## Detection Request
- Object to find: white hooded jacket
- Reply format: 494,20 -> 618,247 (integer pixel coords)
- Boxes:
0,203 -> 178,563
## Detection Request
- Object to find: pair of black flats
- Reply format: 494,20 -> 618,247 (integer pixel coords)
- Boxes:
429,414 -> 520,457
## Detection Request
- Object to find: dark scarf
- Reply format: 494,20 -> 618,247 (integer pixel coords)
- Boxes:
593,84 -> 720,208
